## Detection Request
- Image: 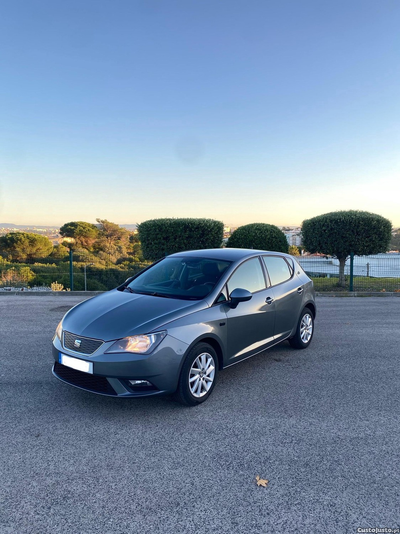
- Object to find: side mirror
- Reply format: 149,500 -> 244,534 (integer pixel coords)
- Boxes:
227,288 -> 252,308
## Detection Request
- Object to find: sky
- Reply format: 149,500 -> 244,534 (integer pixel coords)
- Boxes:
0,0 -> 399,228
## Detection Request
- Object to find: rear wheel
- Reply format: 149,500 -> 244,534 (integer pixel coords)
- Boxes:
174,343 -> 218,406
289,308 -> 314,349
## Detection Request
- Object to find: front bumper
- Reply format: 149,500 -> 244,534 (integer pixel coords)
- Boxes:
52,333 -> 189,398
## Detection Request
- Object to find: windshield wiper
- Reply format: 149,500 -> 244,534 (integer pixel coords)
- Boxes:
121,287 -> 198,300
122,286 -> 135,293
148,292 -> 200,300
145,291 -> 173,298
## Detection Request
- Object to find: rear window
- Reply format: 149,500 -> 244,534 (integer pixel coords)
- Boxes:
262,256 -> 292,286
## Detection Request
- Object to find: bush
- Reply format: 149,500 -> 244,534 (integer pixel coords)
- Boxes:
138,218 -> 224,261
0,266 -> 35,287
227,223 -> 288,253
51,281 -> 64,291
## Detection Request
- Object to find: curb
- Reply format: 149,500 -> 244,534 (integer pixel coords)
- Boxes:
0,291 -> 399,298
0,291 -> 104,297
316,292 -> 400,297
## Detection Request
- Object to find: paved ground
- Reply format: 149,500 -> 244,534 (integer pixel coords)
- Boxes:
0,296 -> 399,534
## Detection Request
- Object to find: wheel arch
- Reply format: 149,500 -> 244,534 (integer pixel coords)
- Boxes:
289,301 -> 316,340
304,301 -> 316,319
183,335 -> 224,371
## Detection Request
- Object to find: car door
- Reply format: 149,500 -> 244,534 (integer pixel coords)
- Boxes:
261,255 -> 304,340
225,257 -> 276,364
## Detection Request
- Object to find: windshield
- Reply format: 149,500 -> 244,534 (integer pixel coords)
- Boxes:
126,257 -> 231,300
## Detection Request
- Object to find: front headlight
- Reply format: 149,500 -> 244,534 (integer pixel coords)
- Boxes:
105,331 -> 166,355
55,321 -> 63,341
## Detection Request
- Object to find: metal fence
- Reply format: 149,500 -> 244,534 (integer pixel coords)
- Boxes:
0,263 -> 149,292
1,255 -> 400,293
298,254 -> 400,292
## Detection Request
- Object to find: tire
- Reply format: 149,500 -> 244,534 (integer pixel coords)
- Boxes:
174,343 -> 218,406
289,308 -> 314,350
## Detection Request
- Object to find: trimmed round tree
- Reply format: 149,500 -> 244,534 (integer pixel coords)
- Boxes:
227,223 -> 288,253
138,218 -> 224,261
302,210 -> 392,287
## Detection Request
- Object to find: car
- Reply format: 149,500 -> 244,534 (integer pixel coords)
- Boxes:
52,248 -> 316,405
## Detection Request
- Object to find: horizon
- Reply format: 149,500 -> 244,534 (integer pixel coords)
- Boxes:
1,1 -> 399,227
0,220 -> 303,230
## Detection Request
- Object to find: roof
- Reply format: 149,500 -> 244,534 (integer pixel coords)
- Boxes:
169,248 -> 288,262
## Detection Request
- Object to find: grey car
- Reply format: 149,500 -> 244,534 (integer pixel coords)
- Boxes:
52,248 -> 316,405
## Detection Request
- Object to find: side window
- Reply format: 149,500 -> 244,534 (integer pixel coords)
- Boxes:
227,258 -> 266,294
215,286 -> 228,303
286,257 -> 294,276
262,256 -> 292,286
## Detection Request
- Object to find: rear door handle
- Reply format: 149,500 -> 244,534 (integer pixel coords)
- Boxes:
265,296 -> 274,305
297,287 -> 304,294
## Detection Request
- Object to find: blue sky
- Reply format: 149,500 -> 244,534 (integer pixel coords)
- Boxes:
1,0 -> 399,227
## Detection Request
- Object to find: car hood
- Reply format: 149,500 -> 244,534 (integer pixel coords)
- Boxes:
62,289 -> 208,341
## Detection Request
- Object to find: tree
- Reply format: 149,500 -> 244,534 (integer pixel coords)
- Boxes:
138,218 -> 224,261
288,245 -> 300,256
59,221 -> 99,250
390,230 -> 400,252
227,223 -> 288,253
1,266 -> 35,286
94,219 -> 130,264
0,232 -> 53,262
127,232 -> 144,262
50,243 -> 69,260
302,210 -> 392,286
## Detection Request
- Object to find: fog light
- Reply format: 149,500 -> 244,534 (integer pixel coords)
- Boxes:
129,380 -> 151,387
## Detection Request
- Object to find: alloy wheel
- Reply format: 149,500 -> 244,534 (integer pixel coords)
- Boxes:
189,352 -> 216,398
300,313 -> 313,344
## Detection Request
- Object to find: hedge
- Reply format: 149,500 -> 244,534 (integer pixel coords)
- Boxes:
227,223 -> 288,253
138,218 -> 224,261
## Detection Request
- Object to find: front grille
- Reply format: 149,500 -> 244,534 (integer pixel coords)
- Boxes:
63,331 -> 103,355
54,362 -> 116,395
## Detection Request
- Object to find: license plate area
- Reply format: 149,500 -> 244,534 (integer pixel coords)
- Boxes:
59,353 -> 93,374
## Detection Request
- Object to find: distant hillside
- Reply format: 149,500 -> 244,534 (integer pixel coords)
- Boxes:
0,223 -> 138,231
0,223 -> 59,230
0,223 -> 22,228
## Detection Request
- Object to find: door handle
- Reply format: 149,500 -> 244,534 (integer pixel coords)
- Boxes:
297,287 -> 304,294
265,296 -> 274,305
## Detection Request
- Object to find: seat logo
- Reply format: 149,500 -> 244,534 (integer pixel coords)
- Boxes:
74,339 -> 82,348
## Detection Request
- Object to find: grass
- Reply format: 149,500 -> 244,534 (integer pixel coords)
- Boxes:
312,276 -> 400,292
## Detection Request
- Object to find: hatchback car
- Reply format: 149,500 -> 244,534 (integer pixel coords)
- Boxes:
52,248 -> 316,405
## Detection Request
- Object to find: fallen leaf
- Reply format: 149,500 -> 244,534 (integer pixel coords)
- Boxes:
255,475 -> 269,487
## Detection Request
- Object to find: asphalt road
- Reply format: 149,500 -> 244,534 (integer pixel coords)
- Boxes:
1,296 -> 399,534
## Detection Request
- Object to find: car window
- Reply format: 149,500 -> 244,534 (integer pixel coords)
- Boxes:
293,258 -> 305,275
126,256 -> 231,300
286,257 -> 294,276
215,285 -> 228,303
227,258 -> 266,294
262,256 -> 292,286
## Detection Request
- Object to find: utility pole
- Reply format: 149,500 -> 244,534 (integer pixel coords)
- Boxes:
69,248 -> 74,291
84,263 -> 94,291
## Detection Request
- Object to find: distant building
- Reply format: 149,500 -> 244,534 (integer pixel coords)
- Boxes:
280,227 -> 302,247
223,226 -> 231,239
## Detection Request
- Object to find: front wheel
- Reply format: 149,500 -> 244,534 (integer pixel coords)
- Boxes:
289,308 -> 314,350
174,343 -> 218,406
